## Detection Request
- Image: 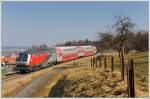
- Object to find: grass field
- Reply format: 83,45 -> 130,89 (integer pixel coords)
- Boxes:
48,52 -> 148,97
103,52 -> 148,97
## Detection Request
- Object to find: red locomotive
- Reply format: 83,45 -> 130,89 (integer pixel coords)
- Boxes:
16,49 -> 52,72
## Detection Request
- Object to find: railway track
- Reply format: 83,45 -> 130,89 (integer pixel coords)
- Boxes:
2,71 -> 42,83
1,64 -> 55,83
2,73 -> 23,83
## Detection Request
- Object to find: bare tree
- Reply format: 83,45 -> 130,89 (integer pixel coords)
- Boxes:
113,16 -> 134,80
98,32 -> 113,51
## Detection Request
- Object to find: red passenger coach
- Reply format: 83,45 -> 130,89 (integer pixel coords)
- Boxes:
93,46 -> 97,54
80,46 -> 97,56
55,46 -> 79,62
76,46 -> 84,57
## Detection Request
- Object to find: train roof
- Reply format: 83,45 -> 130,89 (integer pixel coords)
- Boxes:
79,45 -> 93,47
18,48 -> 52,54
54,46 -> 77,49
55,45 -> 94,48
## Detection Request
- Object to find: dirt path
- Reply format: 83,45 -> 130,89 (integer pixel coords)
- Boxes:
13,63 -> 86,97
14,72 -> 54,97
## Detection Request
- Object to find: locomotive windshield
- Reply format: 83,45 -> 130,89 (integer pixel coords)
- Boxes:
16,52 -> 28,62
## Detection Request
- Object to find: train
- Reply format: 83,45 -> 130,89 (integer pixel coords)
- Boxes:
16,46 -> 97,72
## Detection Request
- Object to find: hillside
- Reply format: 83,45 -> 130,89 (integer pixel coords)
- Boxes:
49,67 -> 128,97
48,52 -> 148,97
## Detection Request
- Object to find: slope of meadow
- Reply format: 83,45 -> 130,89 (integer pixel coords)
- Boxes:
49,67 -> 128,97
48,52 -> 148,97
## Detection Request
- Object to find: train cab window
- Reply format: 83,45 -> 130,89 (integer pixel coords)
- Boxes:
16,52 -> 28,62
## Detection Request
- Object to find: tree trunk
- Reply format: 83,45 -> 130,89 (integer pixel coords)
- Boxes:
121,47 -> 125,81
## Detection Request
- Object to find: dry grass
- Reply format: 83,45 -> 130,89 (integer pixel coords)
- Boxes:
48,52 -> 148,97
103,52 -> 149,97
49,67 -> 128,97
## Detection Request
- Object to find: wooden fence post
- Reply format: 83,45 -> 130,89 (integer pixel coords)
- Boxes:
96,56 -> 98,67
104,56 -> 106,69
91,58 -> 93,67
111,56 -> 114,72
97,56 -> 100,67
121,49 -> 125,81
99,56 -> 101,67
92,58 -> 94,67
127,66 -> 129,97
93,57 -> 95,67
128,59 -> 135,97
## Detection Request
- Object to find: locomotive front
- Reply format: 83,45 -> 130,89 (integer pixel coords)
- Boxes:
16,51 -> 31,72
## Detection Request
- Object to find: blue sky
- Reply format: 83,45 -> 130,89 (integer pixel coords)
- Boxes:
2,1 -> 149,47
